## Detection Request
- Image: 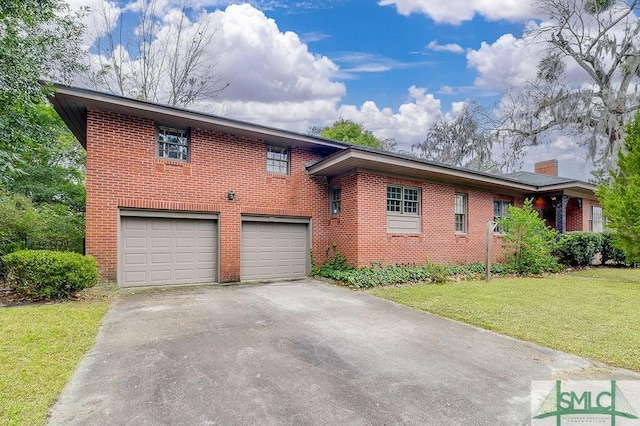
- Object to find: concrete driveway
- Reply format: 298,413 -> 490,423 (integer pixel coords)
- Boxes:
48,279 -> 638,425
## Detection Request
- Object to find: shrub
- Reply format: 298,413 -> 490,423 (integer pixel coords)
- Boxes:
2,250 -> 98,298
600,232 -> 627,265
554,232 -> 604,267
0,191 -> 85,278
499,199 -> 559,274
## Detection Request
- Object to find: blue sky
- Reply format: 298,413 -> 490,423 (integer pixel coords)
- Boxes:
72,0 -> 598,179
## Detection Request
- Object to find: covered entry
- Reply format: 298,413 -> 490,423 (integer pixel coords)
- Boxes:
241,217 -> 309,281
120,211 -> 218,287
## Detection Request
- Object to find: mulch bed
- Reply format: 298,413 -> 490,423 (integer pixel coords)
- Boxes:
0,287 -> 52,306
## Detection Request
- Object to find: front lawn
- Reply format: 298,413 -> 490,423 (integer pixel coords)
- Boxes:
0,284 -> 114,426
367,269 -> 640,372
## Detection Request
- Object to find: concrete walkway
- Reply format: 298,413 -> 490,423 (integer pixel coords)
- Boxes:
48,279 -> 639,425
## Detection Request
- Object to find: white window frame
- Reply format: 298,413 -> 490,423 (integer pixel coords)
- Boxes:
455,193 -> 468,234
330,187 -> 341,215
157,125 -> 189,161
493,200 -> 512,233
590,205 -> 605,232
266,145 -> 289,175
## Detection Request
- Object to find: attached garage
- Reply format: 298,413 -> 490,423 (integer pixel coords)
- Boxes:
119,211 -> 218,287
241,218 -> 309,281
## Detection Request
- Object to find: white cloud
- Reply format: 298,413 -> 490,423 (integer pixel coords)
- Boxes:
466,34 -> 538,90
336,86 -> 442,145
67,0 -> 122,48
427,40 -> 464,53
379,0 -> 536,24
211,4 -> 345,103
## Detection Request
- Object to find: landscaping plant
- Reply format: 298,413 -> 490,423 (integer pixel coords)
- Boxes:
499,199 -> 559,274
2,250 -> 98,299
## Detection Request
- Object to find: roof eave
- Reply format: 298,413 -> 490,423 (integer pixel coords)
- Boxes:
307,148 -> 538,194
47,84 -> 350,151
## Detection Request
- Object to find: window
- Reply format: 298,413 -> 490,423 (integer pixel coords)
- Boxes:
387,186 -> 420,215
157,126 -> 189,161
590,205 -> 604,232
493,200 -> 512,233
455,193 -> 467,233
267,145 -> 289,174
330,187 -> 341,215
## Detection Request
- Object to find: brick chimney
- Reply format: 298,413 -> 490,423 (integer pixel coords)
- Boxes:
534,159 -> 558,176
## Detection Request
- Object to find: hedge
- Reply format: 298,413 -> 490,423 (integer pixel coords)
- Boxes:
2,250 -> 98,299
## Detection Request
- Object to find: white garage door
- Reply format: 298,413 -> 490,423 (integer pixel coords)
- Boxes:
241,221 -> 309,281
121,216 -> 217,287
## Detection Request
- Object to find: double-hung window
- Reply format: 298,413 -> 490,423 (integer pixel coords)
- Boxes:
387,186 -> 419,215
493,200 -> 512,233
455,193 -> 467,233
330,187 -> 341,215
387,185 -> 421,233
157,126 -> 189,161
590,205 -> 604,232
267,145 -> 289,175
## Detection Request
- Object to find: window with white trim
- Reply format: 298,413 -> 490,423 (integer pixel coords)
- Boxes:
266,145 -> 289,174
330,187 -> 341,215
455,193 -> 467,233
157,126 -> 189,161
493,200 -> 512,233
590,205 -> 605,232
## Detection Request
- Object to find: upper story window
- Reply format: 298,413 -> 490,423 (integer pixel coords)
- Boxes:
455,193 -> 468,233
267,145 -> 289,175
387,186 -> 420,215
157,126 -> 189,161
493,200 -> 512,233
330,187 -> 341,215
590,205 -> 605,232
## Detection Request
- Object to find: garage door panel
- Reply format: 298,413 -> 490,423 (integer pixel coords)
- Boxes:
124,237 -> 147,248
150,253 -> 171,264
241,221 -> 308,281
151,220 -> 171,230
121,216 -> 217,287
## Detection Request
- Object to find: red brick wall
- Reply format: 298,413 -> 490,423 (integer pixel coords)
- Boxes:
566,198 -> 583,231
85,108 -> 331,282
325,171 -> 520,267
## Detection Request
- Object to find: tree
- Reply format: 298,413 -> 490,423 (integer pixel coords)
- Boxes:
0,0 -> 86,176
499,0 -> 640,170
5,103 -> 86,213
596,112 -> 640,262
412,102 -> 497,171
311,118 -> 393,150
86,0 -> 227,107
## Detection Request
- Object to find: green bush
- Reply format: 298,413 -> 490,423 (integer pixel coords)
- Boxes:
554,232 -> 604,267
2,250 -> 98,298
600,232 -> 627,265
314,260 -> 518,289
0,191 -> 85,278
499,199 -> 559,274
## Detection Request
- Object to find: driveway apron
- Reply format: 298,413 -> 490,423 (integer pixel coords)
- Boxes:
47,279 -> 639,425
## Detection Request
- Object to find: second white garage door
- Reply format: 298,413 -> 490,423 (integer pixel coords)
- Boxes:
241,221 -> 309,281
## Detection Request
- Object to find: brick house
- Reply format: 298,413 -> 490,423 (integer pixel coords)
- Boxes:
49,85 -> 602,287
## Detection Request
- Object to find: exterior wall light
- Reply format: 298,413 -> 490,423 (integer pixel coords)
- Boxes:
227,190 -> 236,201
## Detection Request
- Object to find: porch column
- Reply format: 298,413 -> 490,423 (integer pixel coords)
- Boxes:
553,195 -> 569,234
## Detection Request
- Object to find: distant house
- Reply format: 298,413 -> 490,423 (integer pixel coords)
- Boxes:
49,85 -> 601,287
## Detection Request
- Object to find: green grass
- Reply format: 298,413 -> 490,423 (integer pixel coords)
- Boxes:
0,283 -> 114,426
367,269 -> 640,372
